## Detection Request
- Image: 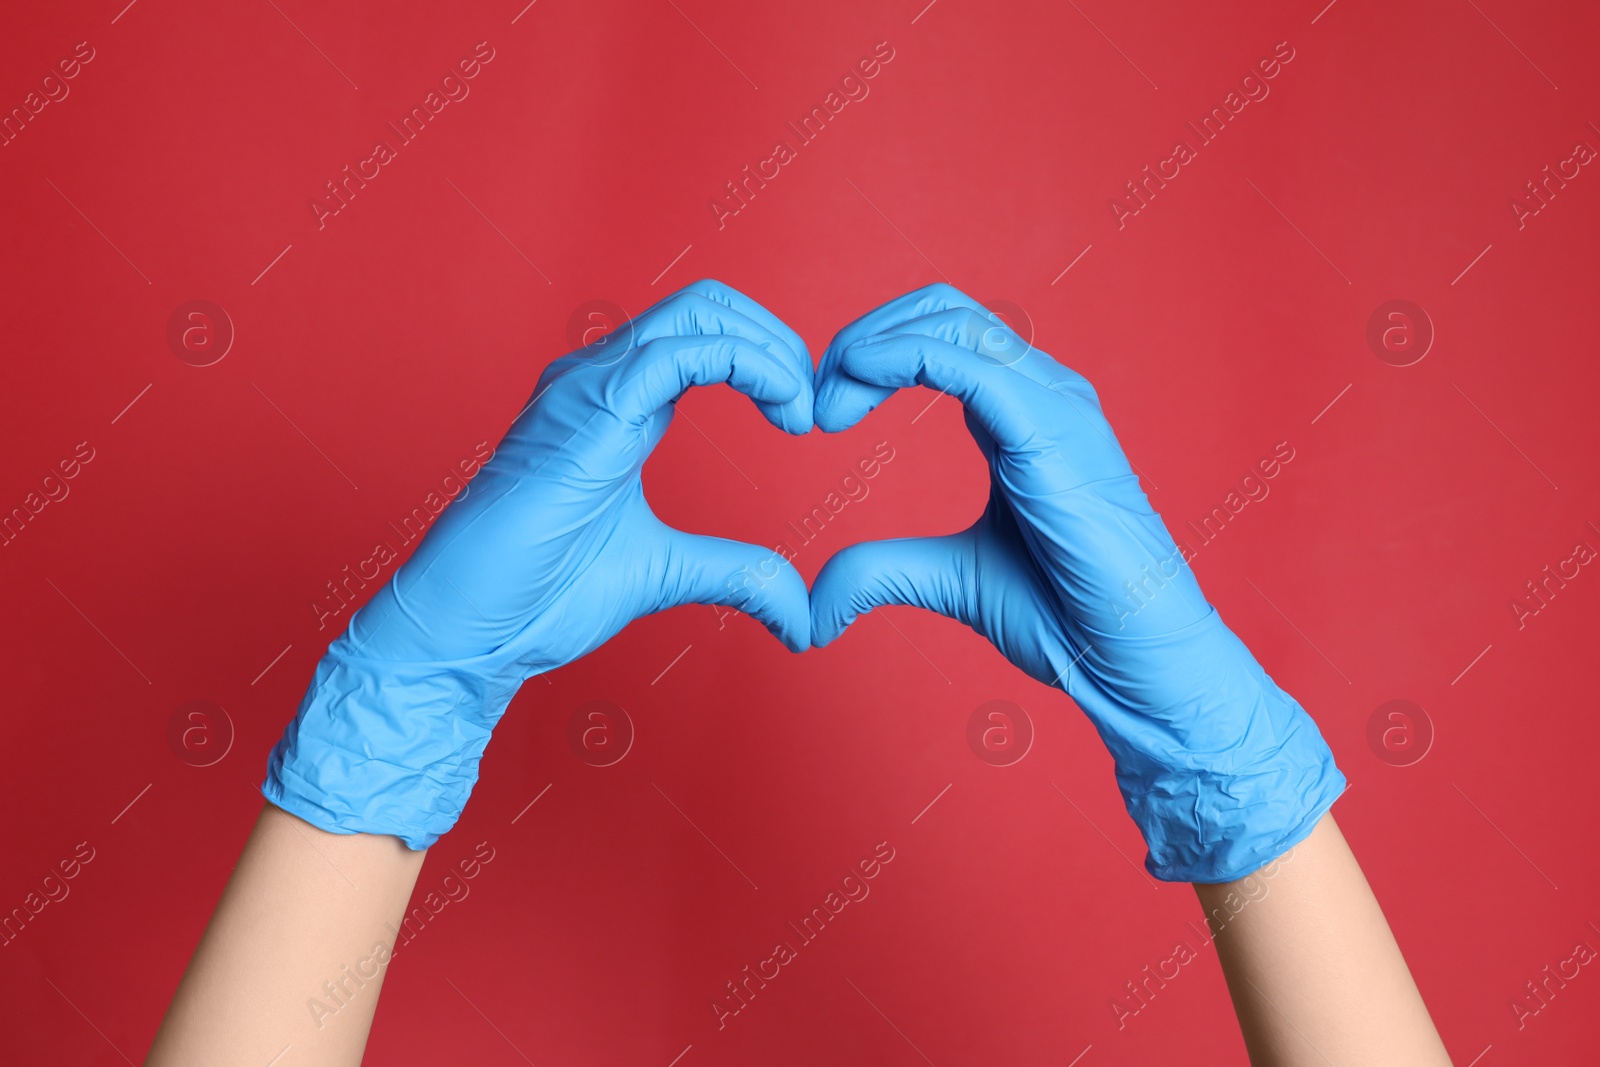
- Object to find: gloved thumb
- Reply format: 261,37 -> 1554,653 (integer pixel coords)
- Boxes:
654,529 -> 812,652
810,534 -> 973,647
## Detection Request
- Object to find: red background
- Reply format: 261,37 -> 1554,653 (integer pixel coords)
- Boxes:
2,0 -> 1598,1063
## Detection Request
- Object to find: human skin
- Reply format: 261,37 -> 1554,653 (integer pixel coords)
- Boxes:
1195,812 -> 1451,1066
149,808 -> 1450,1065
146,803 -> 425,1066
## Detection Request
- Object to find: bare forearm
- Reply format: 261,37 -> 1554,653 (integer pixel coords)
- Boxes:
1194,814 -> 1449,1066
147,803 -> 426,1067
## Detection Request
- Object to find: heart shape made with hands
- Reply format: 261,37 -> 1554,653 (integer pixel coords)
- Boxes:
544,276 -> 1204,694
269,276 -> 1347,880
425,275 -> 1209,692
322,274 -> 1169,736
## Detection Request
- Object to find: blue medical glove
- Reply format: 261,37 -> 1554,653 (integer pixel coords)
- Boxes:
809,284 -> 1344,883
264,280 -> 814,849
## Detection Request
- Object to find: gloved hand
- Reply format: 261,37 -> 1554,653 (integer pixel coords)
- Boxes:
264,280 -> 814,849
809,284 -> 1345,883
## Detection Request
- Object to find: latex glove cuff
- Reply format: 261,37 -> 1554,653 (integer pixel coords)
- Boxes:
261,638 -> 519,850
1068,608 -> 1347,884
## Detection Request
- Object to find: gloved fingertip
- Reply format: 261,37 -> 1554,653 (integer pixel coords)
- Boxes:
730,347 -> 805,408
812,409 -> 852,434
806,596 -> 853,648
757,398 -> 813,436
787,395 -> 817,436
764,610 -> 810,653
769,362 -> 806,403
813,363 -> 893,433
813,394 -> 874,434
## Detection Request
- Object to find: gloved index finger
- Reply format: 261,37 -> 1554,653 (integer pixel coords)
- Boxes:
632,280 -> 811,388
629,282 -> 814,434
625,289 -> 798,366
614,334 -> 803,427
674,279 -> 813,381
853,307 -> 1077,393
837,332 -> 1046,452
820,283 -> 987,365
816,283 -> 1009,432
